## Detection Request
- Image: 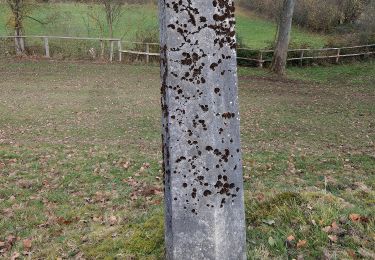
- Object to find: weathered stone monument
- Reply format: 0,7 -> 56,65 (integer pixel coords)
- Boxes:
158,0 -> 246,258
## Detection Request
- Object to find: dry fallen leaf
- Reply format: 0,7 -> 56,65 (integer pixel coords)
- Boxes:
142,162 -> 150,168
11,252 -> 20,260
56,216 -> 79,225
130,193 -> 138,200
8,158 -> 17,164
93,216 -> 103,223
22,238 -> 32,250
349,213 -> 361,222
322,226 -> 331,233
331,221 -> 338,230
109,216 -> 117,226
7,235 -> 16,246
297,239 -> 307,248
140,185 -> 163,197
122,161 -> 130,169
328,235 -> 338,243
347,249 -> 356,258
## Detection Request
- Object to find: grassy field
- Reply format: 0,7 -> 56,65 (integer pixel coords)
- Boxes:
0,3 -> 327,49
0,59 -> 374,259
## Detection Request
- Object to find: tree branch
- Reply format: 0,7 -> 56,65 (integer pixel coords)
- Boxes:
25,15 -> 47,25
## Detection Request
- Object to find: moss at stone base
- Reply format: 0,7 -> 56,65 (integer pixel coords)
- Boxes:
124,213 -> 164,257
82,211 -> 165,259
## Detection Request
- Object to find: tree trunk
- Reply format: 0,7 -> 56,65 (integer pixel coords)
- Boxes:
109,23 -> 113,38
11,0 -> 26,55
100,40 -> 105,59
158,0 -> 246,259
14,28 -> 25,56
271,0 -> 295,75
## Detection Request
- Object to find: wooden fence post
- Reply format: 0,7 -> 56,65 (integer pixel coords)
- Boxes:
43,37 -> 50,58
258,51 -> 263,68
146,43 -> 150,64
365,46 -> 370,59
100,40 -> 104,59
109,40 -> 114,62
336,48 -> 340,63
118,40 -> 122,62
300,50 -> 304,66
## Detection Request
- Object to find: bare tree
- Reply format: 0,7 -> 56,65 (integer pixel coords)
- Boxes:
7,0 -> 47,55
88,0 -> 123,38
271,0 -> 296,75
6,0 -> 28,55
102,0 -> 123,38
86,0 -> 123,59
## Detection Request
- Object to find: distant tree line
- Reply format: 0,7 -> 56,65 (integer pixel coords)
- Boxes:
240,0 -> 371,32
267,0 -> 374,74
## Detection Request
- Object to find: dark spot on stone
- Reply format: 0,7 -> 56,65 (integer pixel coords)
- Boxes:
210,63 -> 218,71
176,156 -> 186,163
222,112 -> 235,119
203,190 -> 212,196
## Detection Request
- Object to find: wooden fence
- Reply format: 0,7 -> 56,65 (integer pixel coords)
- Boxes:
119,40 -> 160,63
118,42 -> 375,66
0,35 -> 374,66
237,44 -> 375,67
0,35 -> 122,62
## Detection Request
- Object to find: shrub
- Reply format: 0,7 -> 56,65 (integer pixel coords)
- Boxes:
239,0 -> 370,32
121,24 -> 159,63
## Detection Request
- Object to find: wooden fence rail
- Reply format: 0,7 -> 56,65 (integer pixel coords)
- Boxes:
237,44 -> 375,67
0,35 -> 374,66
0,35 -> 121,62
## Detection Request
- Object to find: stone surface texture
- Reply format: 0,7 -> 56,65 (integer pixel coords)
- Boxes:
158,0 -> 246,259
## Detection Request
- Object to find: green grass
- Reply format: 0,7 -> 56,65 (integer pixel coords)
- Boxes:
0,59 -> 374,259
0,3 -> 327,48
236,9 -> 327,49
288,60 -> 375,83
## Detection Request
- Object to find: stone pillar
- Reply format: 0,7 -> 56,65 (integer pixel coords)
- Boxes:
158,0 -> 246,259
